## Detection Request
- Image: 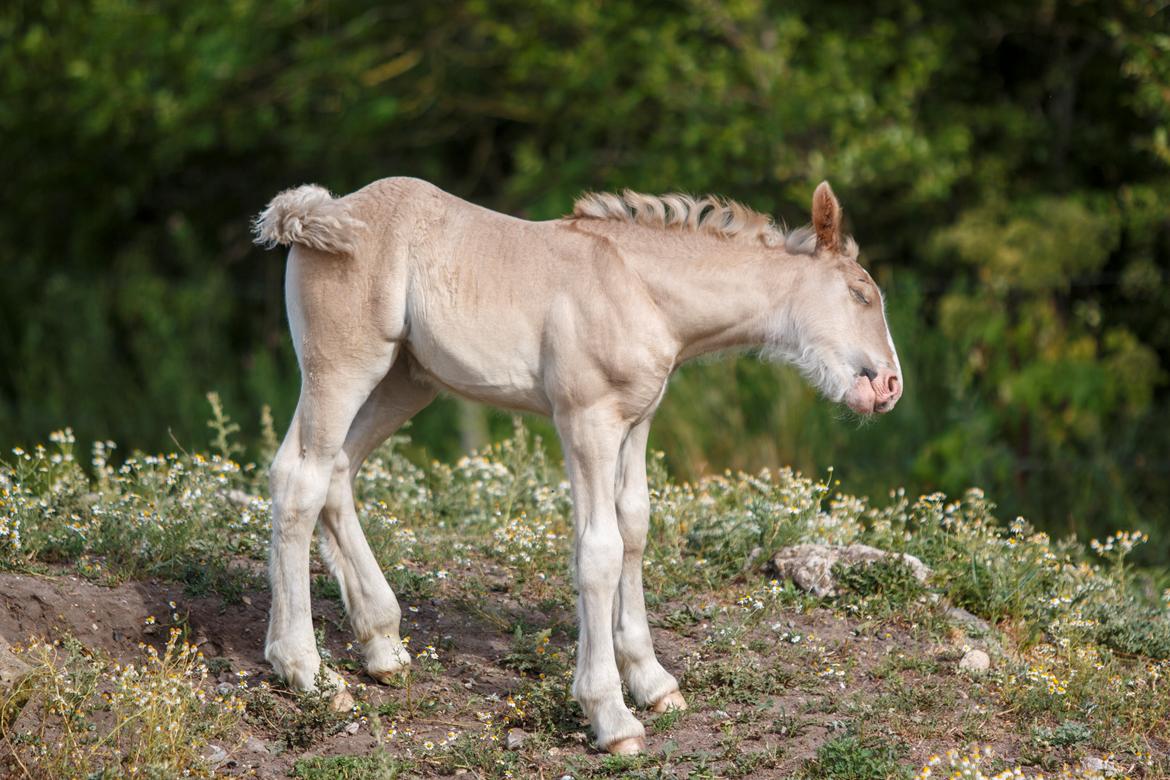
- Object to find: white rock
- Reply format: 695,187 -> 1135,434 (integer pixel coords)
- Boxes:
958,649 -> 991,673
1081,756 -> 1124,777
344,721 -> 360,735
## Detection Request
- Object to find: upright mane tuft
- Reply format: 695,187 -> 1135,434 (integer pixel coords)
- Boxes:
571,189 -> 787,248
570,189 -> 857,256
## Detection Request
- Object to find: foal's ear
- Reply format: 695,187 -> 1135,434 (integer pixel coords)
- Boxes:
812,181 -> 842,253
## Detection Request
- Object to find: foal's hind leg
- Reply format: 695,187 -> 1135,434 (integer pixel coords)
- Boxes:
316,358 -> 437,684
613,419 -> 686,712
265,346 -> 398,708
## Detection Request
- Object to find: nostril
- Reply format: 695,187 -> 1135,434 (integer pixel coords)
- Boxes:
887,375 -> 900,395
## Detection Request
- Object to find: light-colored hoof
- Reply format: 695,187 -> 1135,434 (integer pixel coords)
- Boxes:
364,636 -> 410,685
367,666 -> 409,686
606,736 -> 646,756
650,690 -> 687,713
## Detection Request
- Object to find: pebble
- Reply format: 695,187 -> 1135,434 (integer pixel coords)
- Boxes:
203,744 -> 228,766
344,721 -> 360,735
1081,756 -> 1123,777
243,736 -> 270,754
505,727 -> 528,750
947,606 -> 992,634
958,648 -> 991,673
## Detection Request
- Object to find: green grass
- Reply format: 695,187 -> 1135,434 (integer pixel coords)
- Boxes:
293,752 -> 411,779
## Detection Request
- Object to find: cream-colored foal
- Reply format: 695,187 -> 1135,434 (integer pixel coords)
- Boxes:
254,177 -> 902,754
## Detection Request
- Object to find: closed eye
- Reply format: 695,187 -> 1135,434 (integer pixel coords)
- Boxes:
850,287 -> 870,305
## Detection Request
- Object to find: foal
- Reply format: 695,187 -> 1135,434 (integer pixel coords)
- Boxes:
254,178 -> 902,754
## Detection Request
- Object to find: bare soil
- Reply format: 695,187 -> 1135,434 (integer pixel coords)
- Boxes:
0,565 -> 1033,779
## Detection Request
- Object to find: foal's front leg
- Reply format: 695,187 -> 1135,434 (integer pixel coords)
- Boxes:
557,409 -> 646,754
613,419 -> 686,712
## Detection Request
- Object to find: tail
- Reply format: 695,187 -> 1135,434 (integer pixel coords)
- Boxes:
252,184 -> 365,255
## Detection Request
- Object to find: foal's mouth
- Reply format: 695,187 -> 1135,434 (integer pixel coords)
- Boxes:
846,366 -> 901,415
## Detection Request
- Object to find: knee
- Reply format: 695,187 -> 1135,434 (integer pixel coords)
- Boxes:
270,453 -> 331,536
616,491 -> 650,553
578,529 -> 623,593
269,446 -> 298,502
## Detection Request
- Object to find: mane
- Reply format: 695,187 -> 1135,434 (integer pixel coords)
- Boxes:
569,189 -> 854,255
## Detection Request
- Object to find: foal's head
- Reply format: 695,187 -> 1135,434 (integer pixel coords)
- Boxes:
776,182 -> 902,415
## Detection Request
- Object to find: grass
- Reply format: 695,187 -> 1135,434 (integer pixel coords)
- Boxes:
0,412 -> 1168,777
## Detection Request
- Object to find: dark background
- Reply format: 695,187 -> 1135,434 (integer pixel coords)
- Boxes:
2,0 -> 1168,560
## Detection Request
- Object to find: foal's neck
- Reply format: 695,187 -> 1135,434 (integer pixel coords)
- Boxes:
628,236 -> 803,362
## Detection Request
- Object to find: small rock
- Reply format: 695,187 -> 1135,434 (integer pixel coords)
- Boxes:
1081,756 -> 1123,777
958,649 -> 991,673
0,637 -> 33,727
0,639 -> 31,689
547,747 -> 561,756
242,596 -> 253,606
216,682 -> 235,696
713,709 -> 730,720
505,727 -> 528,750
226,489 -> 254,506
242,736 -> 270,755
203,744 -> 228,766
344,721 -> 360,735
946,606 -> 992,634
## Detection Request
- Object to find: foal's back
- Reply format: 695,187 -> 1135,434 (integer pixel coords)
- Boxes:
323,177 -> 666,416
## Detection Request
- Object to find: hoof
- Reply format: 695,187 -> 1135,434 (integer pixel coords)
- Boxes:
607,736 -> 646,756
364,636 -> 410,685
650,690 -> 687,713
329,685 -> 355,712
367,666 -> 408,686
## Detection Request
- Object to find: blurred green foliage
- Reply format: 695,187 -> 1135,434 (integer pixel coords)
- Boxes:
1,1 -> 1168,554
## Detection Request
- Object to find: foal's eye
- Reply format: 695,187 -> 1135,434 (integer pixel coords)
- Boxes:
849,287 -> 870,305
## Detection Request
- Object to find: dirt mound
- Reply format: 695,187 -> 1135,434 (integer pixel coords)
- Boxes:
0,571 -> 273,668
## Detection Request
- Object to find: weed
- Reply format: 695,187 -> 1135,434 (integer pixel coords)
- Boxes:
802,733 -> 908,780
1,630 -> 244,778
682,653 -> 794,706
1032,720 -> 1092,747
293,752 -> 411,779
833,558 -> 926,610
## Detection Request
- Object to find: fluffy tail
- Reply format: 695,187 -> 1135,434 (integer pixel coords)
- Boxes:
252,184 -> 365,255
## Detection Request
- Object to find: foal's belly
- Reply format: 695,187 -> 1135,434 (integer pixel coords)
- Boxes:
405,321 -> 552,416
